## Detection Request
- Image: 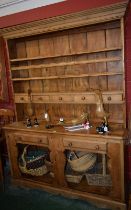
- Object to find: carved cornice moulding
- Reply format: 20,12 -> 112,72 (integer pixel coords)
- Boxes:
0,1 -> 128,39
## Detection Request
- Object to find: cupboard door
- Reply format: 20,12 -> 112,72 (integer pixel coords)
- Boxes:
64,148 -> 112,197
7,132 -> 55,185
63,140 -> 124,201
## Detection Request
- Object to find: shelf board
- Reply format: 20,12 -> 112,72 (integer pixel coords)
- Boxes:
12,71 -> 123,81
10,47 -> 122,62
11,57 -> 122,71
14,91 -> 124,95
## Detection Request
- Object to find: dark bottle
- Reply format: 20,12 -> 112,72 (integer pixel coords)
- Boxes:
26,118 -> 32,128
34,118 -> 39,127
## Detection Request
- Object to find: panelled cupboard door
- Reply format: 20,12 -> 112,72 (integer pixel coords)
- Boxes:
6,132 -> 55,185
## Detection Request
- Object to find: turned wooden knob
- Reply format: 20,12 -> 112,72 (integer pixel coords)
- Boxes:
95,145 -> 99,150
39,97 -> 43,101
68,142 -> 72,147
20,97 -> 24,101
59,97 -> 62,101
39,139 -> 42,143
81,96 -> 85,100
107,96 -> 111,101
18,137 -> 22,141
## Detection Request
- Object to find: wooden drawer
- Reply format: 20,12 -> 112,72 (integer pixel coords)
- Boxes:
63,138 -> 107,153
32,95 -> 49,103
50,95 -> 74,103
102,93 -> 123,103
74,94 -> 94,104
15,94 -> 29,103
14,133 -> 49,145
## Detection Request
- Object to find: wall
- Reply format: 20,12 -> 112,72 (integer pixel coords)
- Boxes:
0,0 -> 65,18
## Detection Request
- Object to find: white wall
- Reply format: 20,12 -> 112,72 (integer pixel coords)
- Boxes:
0,0 -> 65,17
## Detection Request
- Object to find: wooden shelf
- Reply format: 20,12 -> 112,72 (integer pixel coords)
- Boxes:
11,57 -> 122,71
12,71 -> 123,81
10,47 -> 122,63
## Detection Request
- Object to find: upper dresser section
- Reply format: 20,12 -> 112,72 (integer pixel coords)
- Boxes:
0,1 -> 128,128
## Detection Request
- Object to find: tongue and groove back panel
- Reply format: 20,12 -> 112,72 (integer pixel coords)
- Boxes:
8,20 -> 125,127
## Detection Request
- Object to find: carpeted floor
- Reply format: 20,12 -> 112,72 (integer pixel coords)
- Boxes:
0,185 -> 111,210
0,164 -> 111,210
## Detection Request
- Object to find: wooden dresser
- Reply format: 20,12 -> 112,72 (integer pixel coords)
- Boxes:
0,1 -> 128,209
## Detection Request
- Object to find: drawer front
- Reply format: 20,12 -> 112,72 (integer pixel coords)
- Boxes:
14,133 -> 49,145
32,95 -> 49,103
63,138 -> 107,153
74,94 -> 94,104
15,94 -> 29,103
50,95 -> 74,103
103,93 -> 123,103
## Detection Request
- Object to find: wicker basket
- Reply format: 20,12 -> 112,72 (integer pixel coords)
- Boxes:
86,174 -> 112,186
85,154 -> 112,186
19,146 -> 48,176
68,152 -> 97,173
44,159 -> 53,171
66,174 -> 83,183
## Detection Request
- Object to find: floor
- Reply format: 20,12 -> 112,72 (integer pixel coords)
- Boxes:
0,163 -> 113,210
1,161 -> 131,210
0,185 -> 113,210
